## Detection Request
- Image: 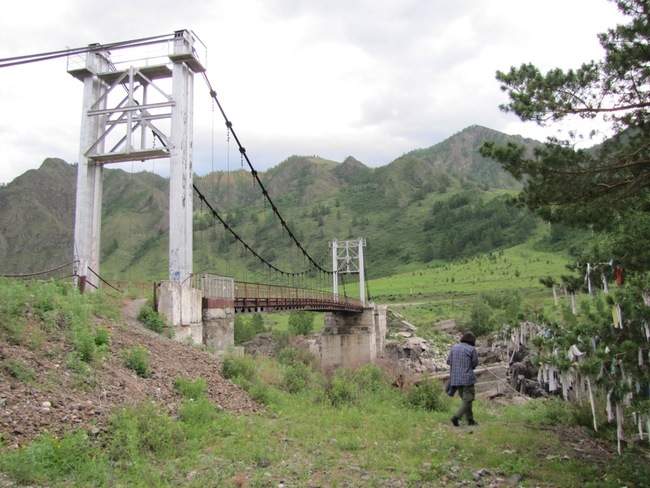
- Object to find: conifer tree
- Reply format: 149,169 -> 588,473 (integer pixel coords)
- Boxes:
480,0 -> 650,449
480,0 -> 650,248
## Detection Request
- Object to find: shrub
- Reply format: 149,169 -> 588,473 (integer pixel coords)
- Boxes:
5,359 -> 36,383
234,314 -> 267,344
271,329 -> 292,350
73,328 -> 96,363
179,397 -> 220,429
123,345 -> 151,377
137,305 -> 165,334
174,377 -> 207,400
277,346 -> 314,367
234,316 -> 253,344
458,297 -> 496,337
406,379 -> 448,412
288,311 -> 315,336
281,363 -> 310,394
0,278 -> 28,321
323,369 -> 359,407
353,364 -> 387,392
5,316 -> 27,346
65,352 -> 90,376
248,380 -> 275,405
94,326 -> 110,347
221,354 -> 256,382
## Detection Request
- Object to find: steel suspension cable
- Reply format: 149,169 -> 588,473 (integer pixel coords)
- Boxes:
199,71 -> 330,274
193,184 -> 331,278
0,33 -> 175,69
0,260 -> 78,278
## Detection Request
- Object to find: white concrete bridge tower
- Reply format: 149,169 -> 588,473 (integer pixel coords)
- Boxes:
68,30 -> 205,289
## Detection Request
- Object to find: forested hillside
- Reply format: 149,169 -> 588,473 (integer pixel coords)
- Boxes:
0,125 -> 552,281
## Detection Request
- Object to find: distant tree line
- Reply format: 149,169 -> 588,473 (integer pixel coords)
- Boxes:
423,193 -> 537,260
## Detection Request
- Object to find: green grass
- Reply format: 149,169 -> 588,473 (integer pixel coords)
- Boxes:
367,241 -> 571,333
2,362 -> 647,487
1,279 -> 648,487
370,242 -> 569,300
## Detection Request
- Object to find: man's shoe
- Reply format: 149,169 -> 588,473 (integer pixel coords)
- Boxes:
468,419 -> 478,426
451,416 -> 459,427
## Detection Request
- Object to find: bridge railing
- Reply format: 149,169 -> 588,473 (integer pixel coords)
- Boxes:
189,274 -> 364,312
234,281 -> 364,312
191,273 -> 234,299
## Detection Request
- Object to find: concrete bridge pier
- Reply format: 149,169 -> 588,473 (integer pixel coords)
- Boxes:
320,304 -> 387,370
155,281 -> 203,344
155,281 -> 236,355
202,298 -> 235,355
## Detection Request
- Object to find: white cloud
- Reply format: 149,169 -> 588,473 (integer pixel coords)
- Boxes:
0,0 -> 625,183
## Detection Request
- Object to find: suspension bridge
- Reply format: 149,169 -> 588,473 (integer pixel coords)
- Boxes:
0,30 -> 387,368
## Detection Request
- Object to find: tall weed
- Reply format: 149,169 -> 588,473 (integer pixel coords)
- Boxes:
179,397 -> 221,440
353,364 -> 387,392
123,345 -> 151,377
321,368 -> 360,407
280,363 -> 311,393
221,354 -> 257,382
406,378 -> 449,412
4,358 -> 36,383
277,346 -> 314,367
0,431 -> 98,485
0,277 -> 28,320
137,304 -> 165,333
174,377 -> 207,400
107,403 -> 185,461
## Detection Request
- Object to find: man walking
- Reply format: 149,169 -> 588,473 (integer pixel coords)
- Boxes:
447,332 -> 479,426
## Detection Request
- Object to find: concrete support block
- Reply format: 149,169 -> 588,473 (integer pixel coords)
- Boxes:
320,304 -> 386,370
374,304 -> 387,356
156,281 -> 203,344
203,306 -> 235,355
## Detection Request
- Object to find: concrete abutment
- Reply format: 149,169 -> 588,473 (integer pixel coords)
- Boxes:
202,300 -> 235,355
319,305 -> 387,370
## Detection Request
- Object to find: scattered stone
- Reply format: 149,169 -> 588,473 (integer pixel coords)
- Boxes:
395,331 -> 412,338
401,320 -> 417,331
507,473 -> 523,484
473,468 -> 491,481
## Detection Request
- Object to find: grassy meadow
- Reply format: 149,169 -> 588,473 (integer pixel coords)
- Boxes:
1,331 -> 648,487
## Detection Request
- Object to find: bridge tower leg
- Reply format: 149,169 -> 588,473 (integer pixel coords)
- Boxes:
168,32 -> 195,284
73,48 -> 111,290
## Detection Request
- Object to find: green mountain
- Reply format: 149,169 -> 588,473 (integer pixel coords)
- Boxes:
0,125 -> 545,281
405,125 -> 538,188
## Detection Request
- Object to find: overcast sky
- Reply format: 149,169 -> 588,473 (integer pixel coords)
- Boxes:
0,0 -> 624,184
